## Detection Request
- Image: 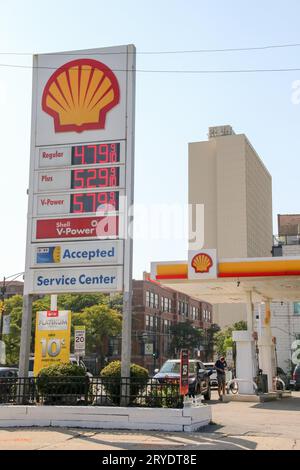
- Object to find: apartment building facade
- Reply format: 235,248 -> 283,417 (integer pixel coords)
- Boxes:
130,279 -> 213,373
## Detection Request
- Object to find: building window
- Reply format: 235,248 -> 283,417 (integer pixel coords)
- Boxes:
185,303 -> 189,317
108,337 -> 119,356
161,296 -> 164,310
150,292 -> 154,308
294,302 -> 300,315
154,294 -> 159,309
146,291 -> 150,307
146,315 -> 150,329
168,298 -> 172,312
164,297 -> 168,312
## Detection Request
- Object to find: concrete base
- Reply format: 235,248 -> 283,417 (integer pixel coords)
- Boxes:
222,392 -> 288,403
0,405 -> 212,432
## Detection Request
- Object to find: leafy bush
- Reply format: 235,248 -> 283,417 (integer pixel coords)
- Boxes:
100,361 -> 149,405
145,383 -> 183,408
37,363 -> 88,405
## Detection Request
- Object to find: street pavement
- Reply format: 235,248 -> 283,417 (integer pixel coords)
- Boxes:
0,391 -> 299,450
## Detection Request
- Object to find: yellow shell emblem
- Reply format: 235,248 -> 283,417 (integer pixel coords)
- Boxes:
191,253 -> 213,273
42,59 -> 120,133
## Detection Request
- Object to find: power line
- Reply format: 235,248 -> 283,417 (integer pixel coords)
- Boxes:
1,42 -> 300,55
1,63 -> 300,74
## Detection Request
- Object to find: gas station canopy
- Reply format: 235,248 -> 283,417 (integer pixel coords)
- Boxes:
150,256 -> 300,304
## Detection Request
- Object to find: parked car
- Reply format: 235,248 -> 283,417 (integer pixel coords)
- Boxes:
203,362 -> 218,388
290,364 -> 300,391
153,359 -> 211,400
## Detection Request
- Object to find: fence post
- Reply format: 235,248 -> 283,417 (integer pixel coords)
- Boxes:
84,376 -> 90,405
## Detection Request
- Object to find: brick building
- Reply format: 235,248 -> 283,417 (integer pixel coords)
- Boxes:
0,280 -> 24,298
129,279 -> 213,373
263,216 -> 300,373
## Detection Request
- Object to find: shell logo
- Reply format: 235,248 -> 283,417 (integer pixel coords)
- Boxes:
42,59 -> 120,133
191,253 -> 213,274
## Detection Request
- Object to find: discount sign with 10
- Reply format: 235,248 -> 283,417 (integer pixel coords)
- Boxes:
34,310 -> 71,376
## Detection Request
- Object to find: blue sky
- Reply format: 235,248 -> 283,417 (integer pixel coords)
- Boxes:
1,0 -> 300,280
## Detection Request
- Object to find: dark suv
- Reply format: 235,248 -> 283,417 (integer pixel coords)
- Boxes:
291,364 -> 300,390
153,359 -> 211,400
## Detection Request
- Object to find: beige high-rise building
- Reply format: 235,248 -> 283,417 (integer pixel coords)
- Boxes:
189,125 -> 273,327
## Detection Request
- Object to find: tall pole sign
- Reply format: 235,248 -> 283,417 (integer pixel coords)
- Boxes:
19,45 -> 136,378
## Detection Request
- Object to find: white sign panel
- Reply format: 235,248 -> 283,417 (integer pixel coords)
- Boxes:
36,142 -> 126,170
35,193 -> 70,215
31,240 -> 123,267
74,326 -> 86,354
24,44 -> 135,296
38,147 -> 71,168
37,310 -> 69,331
188,249 -> 218,280
34,166 -> 125,193
144,343 -> 154,355
36,170 -> 71,192
28,266 -> 123,294
35,46 -> 128,146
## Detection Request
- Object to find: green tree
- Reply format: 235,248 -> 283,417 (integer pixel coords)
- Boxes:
58,293 -> 108,312
204,323 -> 220,361
169,320 -> 204,357
72,304 -> 122,369
2,295 -> 23,365
214,321 -> 247,356
108,293 -> 123,314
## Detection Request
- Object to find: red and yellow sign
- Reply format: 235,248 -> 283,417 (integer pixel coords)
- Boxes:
34,310 -> 71,376
42,59 -> 120,133
191,253 -> 213,274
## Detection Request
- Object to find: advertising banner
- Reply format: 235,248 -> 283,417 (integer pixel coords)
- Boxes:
33,310 -> 71,376
34,216 -> 119,240
180,349 -> 189,396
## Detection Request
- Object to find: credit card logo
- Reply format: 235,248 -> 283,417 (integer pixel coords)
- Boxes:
36,246 -> 61,264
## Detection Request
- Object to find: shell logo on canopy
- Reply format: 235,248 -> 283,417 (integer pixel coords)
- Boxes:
188,248 -> 217,280
191,253 -> 213,274
42,59 -> 120,133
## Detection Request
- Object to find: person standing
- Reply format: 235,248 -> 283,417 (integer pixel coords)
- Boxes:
215,356 -> 227,400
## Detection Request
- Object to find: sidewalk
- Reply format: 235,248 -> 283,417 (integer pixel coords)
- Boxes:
0,391 -> 299,450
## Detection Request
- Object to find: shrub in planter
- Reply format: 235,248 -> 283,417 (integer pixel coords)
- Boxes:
145,384 -> 183,408
100,361 -> 149,405
37,363 -> 88,405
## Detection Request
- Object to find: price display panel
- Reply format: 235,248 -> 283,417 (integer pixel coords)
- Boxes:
71,143 -> 120,165
70,191 -> 119,213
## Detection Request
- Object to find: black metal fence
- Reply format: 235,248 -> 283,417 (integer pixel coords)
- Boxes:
0,376 -> 184,408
